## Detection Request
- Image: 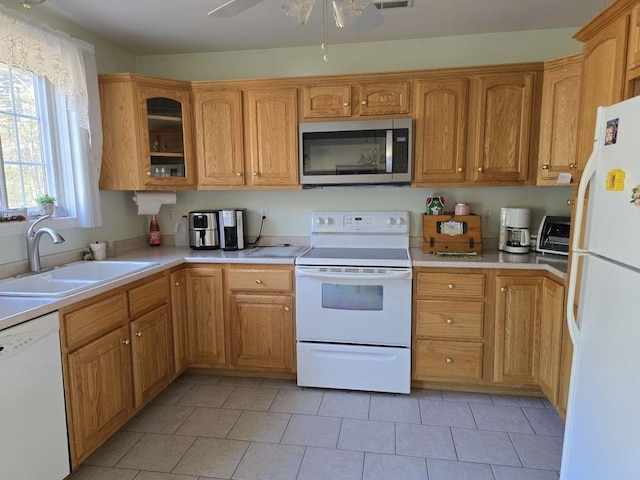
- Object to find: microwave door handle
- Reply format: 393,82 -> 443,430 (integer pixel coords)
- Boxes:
385,130 -> 393,172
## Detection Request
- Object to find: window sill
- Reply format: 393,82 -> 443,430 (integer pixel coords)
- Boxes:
0,217 -> 77,237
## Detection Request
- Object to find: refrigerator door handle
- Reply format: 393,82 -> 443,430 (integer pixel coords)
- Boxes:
566,250 -> 587,344
566,106 -> 602,345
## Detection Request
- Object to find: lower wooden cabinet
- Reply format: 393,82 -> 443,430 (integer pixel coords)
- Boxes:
413,269 -> 487,385
130,305 -> 173,408
61,272 -> 173,467
229,293 -> 295,372
227,265 -> 296,373
538,278 -> 565,405
185,267 -> 226,366
493,275 -> 543,386
66,326 -> 133,467
170,269 -> 189,374
413,268 -> 566,407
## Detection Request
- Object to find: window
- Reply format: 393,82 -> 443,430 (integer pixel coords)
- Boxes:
0,63 -> 55,212
0,9 -> 103,232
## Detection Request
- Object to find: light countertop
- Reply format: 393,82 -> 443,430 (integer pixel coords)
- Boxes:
0,245 -> 567,331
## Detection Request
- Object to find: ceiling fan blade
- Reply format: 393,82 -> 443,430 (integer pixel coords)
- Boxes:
353,2 -> 384,31
208,0 -> 264,18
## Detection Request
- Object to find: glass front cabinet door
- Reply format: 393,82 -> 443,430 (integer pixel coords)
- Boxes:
138,85 -> 195,189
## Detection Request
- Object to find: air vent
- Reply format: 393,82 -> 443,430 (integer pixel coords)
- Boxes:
374,0 -> 412,9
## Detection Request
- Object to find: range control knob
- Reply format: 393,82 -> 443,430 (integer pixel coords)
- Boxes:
386,217 -> 396,226
315,216 -> 325,226
396,217 -> 405,226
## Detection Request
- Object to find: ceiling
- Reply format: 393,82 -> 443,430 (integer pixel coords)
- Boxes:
33,0 -> 613,56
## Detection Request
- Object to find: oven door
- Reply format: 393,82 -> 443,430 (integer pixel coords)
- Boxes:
295,265 -> 412,346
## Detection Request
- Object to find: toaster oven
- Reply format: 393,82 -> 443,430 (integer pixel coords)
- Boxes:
537,215 -> 571,255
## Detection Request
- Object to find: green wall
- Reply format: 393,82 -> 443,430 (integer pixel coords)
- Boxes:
0,2 -> 582,265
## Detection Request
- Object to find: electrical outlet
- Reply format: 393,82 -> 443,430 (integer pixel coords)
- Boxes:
481,206 -> 493,223
166,207 -> 175,222
260,208 -> 269,220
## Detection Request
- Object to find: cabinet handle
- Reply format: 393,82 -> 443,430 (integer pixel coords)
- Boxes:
146,171 -> 151,177
236,172 -> 242,177
541,164 -> 550,170
446,318 -> 453,324
477,167 -> 484,173
136,332 -> 142,337
569,163 -> 576,169
252,172 -> 258,176
255,279 -> 262,284
446,358 -> 453,364
567,199 -> 575,206
284,306 -> 290,312
501,287 -> 507,292
174,282 -> 180,286
361,100 -> 367,105
343,102 -> 349,107
457,167 -> 463,173
122,339 -> 130,345
448,284 -> 454,289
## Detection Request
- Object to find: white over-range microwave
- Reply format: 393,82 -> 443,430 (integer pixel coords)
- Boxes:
299,118 -> 412,187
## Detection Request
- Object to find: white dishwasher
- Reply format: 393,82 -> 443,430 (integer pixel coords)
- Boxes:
0,312 -> 71,480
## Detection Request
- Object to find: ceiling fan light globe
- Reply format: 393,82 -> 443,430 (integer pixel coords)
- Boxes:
282,0 -> 315,25
332,0 -> 370,27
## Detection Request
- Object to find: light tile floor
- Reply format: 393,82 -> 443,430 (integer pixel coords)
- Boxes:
69,375 -> 565,480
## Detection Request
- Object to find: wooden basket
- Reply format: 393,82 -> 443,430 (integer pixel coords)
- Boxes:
421,214 -> 483,254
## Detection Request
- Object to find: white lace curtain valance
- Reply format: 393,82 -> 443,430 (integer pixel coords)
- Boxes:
0,9 -> 90,131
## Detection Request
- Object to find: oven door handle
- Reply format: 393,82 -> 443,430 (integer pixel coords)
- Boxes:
295,268 -> 412,280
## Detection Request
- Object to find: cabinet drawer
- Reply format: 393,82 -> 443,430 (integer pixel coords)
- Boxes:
64,294 -> 128,351
128,274 -> 170,318
416,272 -> 485,298
415,339 -> 483,381
415,300 -> 484,339
227,268 -> 292,292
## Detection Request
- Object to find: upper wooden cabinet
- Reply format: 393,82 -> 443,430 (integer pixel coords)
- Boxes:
193,90 -> 245,187
469,72 -> 537,183
99,74 -> 195,190
245,88 -> 299,186
192,85 -> 299,189
413,78 -> 469,184
301,80 -> 410,119
574,12 -> 630,179
537,54 -> 582,186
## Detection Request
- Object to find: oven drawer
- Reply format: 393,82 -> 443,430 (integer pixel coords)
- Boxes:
415,300 -> 484,339
414,339 -> 483,381
227,268 -> 292,292
297,342 -> 410,394
416,272 -> 485,298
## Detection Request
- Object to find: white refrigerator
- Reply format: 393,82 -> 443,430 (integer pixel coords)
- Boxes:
562,95 -> 640,479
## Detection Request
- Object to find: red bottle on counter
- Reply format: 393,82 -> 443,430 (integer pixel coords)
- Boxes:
150,214 -> 161,246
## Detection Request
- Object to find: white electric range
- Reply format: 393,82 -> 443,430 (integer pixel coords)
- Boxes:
295,211 -> 412,394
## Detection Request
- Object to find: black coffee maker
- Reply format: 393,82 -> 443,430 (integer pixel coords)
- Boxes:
218,208 -> 247,250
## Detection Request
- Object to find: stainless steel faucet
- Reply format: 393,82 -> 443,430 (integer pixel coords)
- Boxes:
26,215 -> 65,273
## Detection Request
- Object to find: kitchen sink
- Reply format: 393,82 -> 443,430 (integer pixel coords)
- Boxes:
0,261 -> 158,297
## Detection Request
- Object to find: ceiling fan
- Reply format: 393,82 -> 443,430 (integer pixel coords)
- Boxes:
208,0 -> 384,31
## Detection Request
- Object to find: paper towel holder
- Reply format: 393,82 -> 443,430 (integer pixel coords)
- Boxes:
132,191 -> 177,216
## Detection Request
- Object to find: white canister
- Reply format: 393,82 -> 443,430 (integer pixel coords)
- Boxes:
454,203 -> 470,216
174,215 -> 189,246
89,242 -> 107,260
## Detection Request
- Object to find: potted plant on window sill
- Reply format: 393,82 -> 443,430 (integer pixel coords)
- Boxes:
35,194 -> 56,216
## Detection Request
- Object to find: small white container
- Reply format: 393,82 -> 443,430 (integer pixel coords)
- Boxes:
89,242 -> 107,260
174,216 -> 189,246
